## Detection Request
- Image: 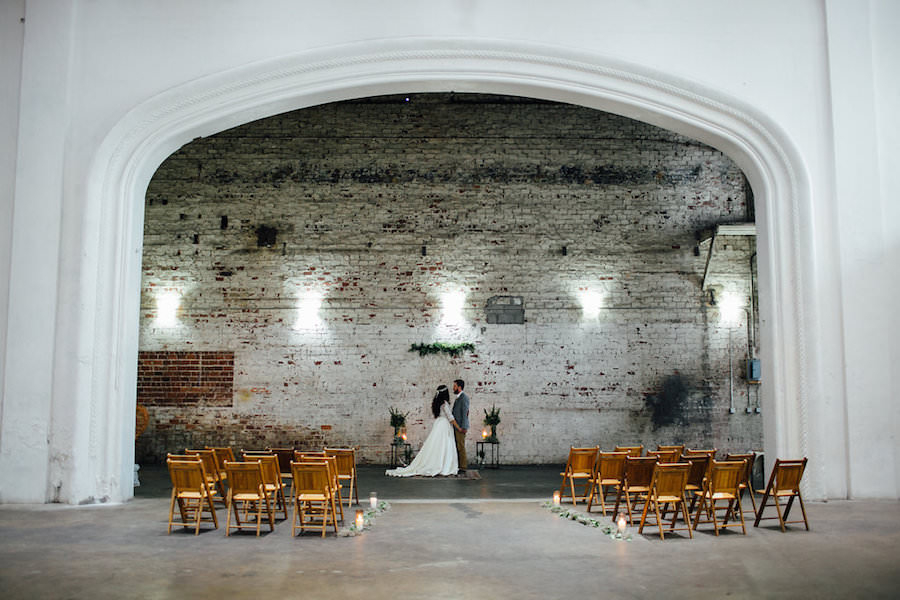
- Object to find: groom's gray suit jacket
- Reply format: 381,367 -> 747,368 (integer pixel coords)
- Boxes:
452,392 -> 470,431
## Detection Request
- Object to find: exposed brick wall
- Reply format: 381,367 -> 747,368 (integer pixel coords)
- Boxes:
137,351 -> 234,406
136,93 -> 761,465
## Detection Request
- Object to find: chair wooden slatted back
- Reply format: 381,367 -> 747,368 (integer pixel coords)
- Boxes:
185,449 -> 226,500
753,458 -> 809,532
725,452 -> 758,513
656,445 -> 685,461
241,453 -> 288,519
614,456 -> 658,524
639,462 -> 692,539
587,451 -> 628,515
266,447 -> 296,479
558,446 -> 599,505
683,448 -> 717,458
166,457 -> 219,534
692,460 -> 747,535
290,461 -> 339,537
325,447 -> 359,507
294,453 -> 344,521
684,454 -> 711,512
647,449 -> 680,463
223,460 -> 275,536
207,447 -> 236,483
614,445 -> 644,457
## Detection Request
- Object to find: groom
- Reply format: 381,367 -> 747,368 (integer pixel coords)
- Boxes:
450,379 -> 470,474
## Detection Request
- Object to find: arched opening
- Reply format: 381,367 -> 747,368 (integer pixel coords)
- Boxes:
135,92 -> 763,468
86,41 -> 812,503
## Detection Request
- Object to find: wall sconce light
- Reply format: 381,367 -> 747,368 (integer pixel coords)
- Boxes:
577,289 -> 603,319
718,293 -> 744,327
155,291 -> 180,328
293,292 -> 323,330
440,289 -> 466,326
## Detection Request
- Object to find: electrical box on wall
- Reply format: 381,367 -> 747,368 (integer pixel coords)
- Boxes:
747,358 -> 761,383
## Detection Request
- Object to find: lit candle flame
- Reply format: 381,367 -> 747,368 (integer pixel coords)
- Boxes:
552,491 -> 561,506
355,510 -> 364,529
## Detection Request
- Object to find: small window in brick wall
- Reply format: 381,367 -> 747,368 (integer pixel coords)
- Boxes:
485,296 -> 525,324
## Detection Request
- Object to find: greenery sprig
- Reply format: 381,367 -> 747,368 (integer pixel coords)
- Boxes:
483,404 -> 501,426
409,342 -> 475,357
542,501 -> 634,541
389,406 -> 408,428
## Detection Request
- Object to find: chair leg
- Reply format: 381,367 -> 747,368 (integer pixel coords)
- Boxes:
638,496 -> 651,535
797,494 -> 810,530
654,499 -> 665,540
612,487 -> 624,521
774,495 -> 786,532
225,493 -> 234,536
681,497 -> 693,539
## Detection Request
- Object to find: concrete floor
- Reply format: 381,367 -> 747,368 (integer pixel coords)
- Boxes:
1,465 -> 899,599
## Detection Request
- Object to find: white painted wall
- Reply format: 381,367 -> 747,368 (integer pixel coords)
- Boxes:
0,0 -> 897,502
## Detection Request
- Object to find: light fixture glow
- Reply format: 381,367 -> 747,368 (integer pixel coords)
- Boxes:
294,292 -> 324,330
719,293 -> 744,326
577,289 -> 603,319
440,289 -> 466,326
156,291 -> 180,327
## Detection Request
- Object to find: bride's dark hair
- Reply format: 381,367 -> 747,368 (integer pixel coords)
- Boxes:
431,385 -> 450,417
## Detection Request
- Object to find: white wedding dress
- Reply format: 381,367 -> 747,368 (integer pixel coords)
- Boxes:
386,402 -> 458,477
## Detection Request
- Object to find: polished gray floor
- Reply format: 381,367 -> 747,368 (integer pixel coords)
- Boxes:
1,465 -> 898,599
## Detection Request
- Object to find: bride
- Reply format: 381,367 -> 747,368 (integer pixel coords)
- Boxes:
386,385 -> 459,477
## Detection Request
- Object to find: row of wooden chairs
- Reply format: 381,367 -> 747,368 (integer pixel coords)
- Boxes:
166,446 -> 358,536
559,446 -> 808,538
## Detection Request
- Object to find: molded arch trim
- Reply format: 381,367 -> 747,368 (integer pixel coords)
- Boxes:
85,38 -> 817,502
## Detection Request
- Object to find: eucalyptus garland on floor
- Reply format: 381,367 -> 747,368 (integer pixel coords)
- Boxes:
541,501 -> 634,541
339,500 -> 392,537
409,342 -> 476,357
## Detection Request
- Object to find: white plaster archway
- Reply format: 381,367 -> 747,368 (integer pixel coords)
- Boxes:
86,39 -> 816,503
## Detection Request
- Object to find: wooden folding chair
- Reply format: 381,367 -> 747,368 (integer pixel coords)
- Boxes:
242,453 -> 288,520
291,461 -> 339,537
207,446 -> 236,488
683,454 -> 711,512
223,460 -> 275,536
754,458 -> 809,532
639,462 -> 692,540
725,452 -> 759,514
326,447 -> 359,507
185,449 -> 226,502
267,447 -> 296,497
656,444 -> 685,461
166,457 -> 219,534
683,448 -> 717,458
614,445 -> 643,457
613,456 -> 657,524
295,452 -> 344,522
587,451 -> 628,515
558,447 -> 599,505
692,460 -> 747,535
648,448 -> 680,463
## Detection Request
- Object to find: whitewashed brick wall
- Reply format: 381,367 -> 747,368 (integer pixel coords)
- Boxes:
138,94 -> 761,465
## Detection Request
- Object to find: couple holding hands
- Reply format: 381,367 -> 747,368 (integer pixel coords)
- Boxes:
386,380 -> 470,477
